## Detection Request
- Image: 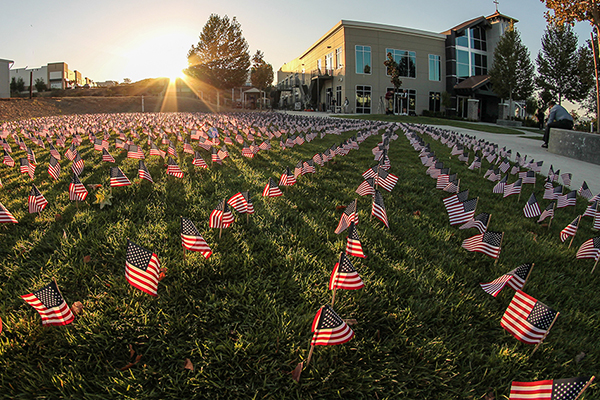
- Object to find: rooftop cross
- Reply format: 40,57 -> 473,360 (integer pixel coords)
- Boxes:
493,0 -> 499,12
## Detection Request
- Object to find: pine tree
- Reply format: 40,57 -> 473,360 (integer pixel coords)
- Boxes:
536,24 -> 593,104
250,50 -> 274,108
489,23 -> 534,117
187,14 -> 250,92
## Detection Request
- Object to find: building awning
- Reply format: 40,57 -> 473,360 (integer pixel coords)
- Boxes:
454,75 -> 492,95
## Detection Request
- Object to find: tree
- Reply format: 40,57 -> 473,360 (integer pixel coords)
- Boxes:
383,52 -> 402,91
187,14 -> 250,95
541,1 -> 600,131
34,78 -> 47,93
536,24 -> 593,104
122,78 -> 132,84
250,50 -> 274,108
488,23 -> 534,118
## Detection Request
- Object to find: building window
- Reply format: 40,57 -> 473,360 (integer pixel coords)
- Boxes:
386,48 -> 416,78
471,53 -> 487,76
355,45 -> 371,74
336,86 -> 342,110
457,49 -> 470,78
317,59 -> 322,73
429,54 -> 441,81
429,92 -> 441,112
336,47 -> 343,68
470,26 -> 487,51
356,85 -> 371,114
325,52 -> 334,73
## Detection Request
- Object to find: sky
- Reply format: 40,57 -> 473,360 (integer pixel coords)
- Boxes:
0,0 -> 594,84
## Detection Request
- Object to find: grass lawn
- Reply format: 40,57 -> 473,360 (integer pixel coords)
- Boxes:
0,113 -> 598,399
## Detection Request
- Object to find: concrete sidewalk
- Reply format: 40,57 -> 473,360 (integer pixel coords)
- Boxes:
434,124 -> 600,195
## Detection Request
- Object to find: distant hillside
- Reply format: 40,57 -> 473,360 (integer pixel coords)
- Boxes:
0,95 -> 214,122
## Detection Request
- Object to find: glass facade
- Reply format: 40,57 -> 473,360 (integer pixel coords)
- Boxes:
355,85 -> 371,113
429,92 -> 441,112
336,47 -> 343,69
355,45 -> 371,74
429,54 -> 441,81
455,25 -> 488,80
386,48 -> 416,78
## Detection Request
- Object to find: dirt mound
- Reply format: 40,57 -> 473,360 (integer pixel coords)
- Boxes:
0,96 -> 214,122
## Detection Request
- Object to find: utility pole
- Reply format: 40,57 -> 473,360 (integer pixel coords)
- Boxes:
29,70 -> 33,99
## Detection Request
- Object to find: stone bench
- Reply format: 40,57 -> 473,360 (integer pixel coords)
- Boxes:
548,128 -> 600,165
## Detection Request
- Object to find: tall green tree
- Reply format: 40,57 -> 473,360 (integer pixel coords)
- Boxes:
489,23 -> 535,117
187,14 -> 250,96
250,50 -> 274,107
536,24 -> 593,104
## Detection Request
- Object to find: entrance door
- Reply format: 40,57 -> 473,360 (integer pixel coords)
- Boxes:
457,96 -> 469,119
394,92 -> 408,115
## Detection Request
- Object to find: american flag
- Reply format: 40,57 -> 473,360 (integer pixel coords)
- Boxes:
538,202 -> 555,223
125,240 -> 161,296
20,158 -> 35,180
166,157 -> 184,178
492,175 -> 508,194
241,191 -> 254,214
150,143 -> 165,158
28,184 -> 48,213
556,191 -> 577,208
49,143 -> 61,160
371,190 -> 389,228
503,178 -> 522,198
560,215 -> 581,242
356,178 -> 376,196
262,177 -> 283,197
65,143 -> 77,160
183,139 -> 194,155
3,149 -> 14,167
561,172 -> 572,187
312,153 -> 323,166
523,193 -> 541,218
138,160 -> 153,183
211,147 -> 222,164
576,237 -> 600,261
48,155 -> 61,180
94,139 -> 104,151
520,170 -> 536,185
544,185 -> 563,200
302,160 -> 316,174
468,156 -> 481,170
181,217 -> 212,258
227,192 -> 249,213
487,169 -> 501,182
26,147 -> 37,164
346,222 -> 365,258
0,201 -> 18,223
499,158 -> 510,173
21,280 -> 74,326
480,263 -> 532,297
458,151 -> 469,163
167,142 -> 176,157
279,167 -> 296,187
448,198 -> 478,226
583,200 -> 598,218
329,252 -> 364,290
310,304 -> 354,346
443,177 -> 460,193
376,168 -> 398,192
578,181 -> 593,200
443,189 -> 470,210
530,160 -> 544,173
459,212 -> 490,234
209,199 -> 235,228
218,145 -> 229,160
510,165 -> 520,175
461,231 -> 503,258
241,143 -> 254,158
110,167 -> 131,187
102,148 -> 115,163
71,153 -> 84,176
335,199 -> 358,234
127,144 -> 145,159
192,152 -> 208,169
436,172 -> 453,190
294,161 -> 303,179
69,173 -> 88,201
259,140 -> 271,151
509,376 -> 594,400
115,139 -> 125,150
501,290 -> 558,345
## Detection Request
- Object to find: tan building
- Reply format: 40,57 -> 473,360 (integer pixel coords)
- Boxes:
0,58 -> 14,98
278,12 -> 515,120
278,20 -> 446,115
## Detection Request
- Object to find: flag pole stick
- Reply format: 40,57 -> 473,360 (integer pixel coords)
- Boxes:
305,344 -> 315,367
548,203 -> 556,229
219,225 -> 222,239
246,212 -> 249,224
574,376 -> 595,400
486,214 -> 492,231
568,216 -> 581,249
591,257 -> 600,274
457,179 -> 461,193
522,263 -> 534,289
531,312 -> 560,357
331,288 -> 337,307
494,232 -> 505,265
183,248 -> 186,261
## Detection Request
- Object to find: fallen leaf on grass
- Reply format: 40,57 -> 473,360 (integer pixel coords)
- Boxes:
335,205 -> 346,211
343,319 -> 358,325
575,352 -> 586,364
183,359 -> 194,371
291,362 -> 303,382
120,345 -> 142,371
158,267 -> 167,281
55,214 -> 62,222
413,210 -> 421,216
83,255 -> 91,263
71,301 -> 84,315
484,390 -> 495,400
